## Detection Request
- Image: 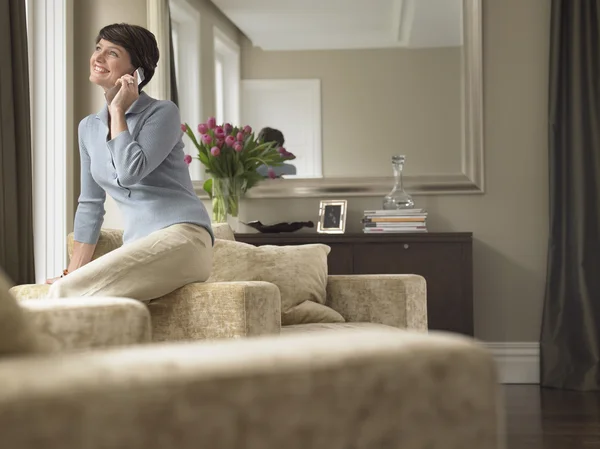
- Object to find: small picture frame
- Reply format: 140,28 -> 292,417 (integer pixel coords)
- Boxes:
317,199 -> 347,234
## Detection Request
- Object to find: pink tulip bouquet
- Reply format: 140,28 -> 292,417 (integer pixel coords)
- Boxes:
181,117 -> 295,222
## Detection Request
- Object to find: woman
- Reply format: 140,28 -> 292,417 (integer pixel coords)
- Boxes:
46,23 -> 214,301
256,127 -> 296,177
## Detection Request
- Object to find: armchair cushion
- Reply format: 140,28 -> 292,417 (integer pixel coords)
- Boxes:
207,240 -> 345,325
282,322 -> 395,334
0,270 -> 46,356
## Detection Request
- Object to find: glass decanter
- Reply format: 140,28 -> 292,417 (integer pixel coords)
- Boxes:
383,155 -> 415,210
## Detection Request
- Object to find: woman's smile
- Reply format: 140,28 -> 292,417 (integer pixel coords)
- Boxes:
93,65 -> 109,74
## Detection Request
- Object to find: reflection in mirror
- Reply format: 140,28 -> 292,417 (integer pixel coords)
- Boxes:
226,0 -> 464,180
164,0 -> 482,196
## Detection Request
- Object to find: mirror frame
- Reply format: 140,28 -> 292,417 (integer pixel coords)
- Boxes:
149,0 -> 483,198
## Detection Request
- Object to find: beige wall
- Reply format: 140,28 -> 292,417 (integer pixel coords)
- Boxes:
237,0 -> 550,342
71,0 -> 549,342
241,40 -> 463,177
71,0 -> 242,229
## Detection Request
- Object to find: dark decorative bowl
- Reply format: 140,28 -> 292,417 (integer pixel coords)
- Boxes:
243,220 -> 315,233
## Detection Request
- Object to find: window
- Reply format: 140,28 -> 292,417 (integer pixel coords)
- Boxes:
169,0 -> 202,180
241,79 -> 323,179
213,27 -> 240,126
171,20 -> 180,82
214,55 -> 224,124
26,0 -> 72,282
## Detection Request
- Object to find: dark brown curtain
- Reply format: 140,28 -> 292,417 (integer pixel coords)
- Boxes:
0,0 -> 35,284
541,0 -> 600,390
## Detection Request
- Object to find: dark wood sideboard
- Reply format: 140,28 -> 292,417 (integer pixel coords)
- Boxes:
235,232 -> 473,336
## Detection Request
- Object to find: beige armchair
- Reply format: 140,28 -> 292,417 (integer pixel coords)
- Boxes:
10,224 -> 427,342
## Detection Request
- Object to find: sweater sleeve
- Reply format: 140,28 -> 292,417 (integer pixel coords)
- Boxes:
106,101 -> 182,187
73,118 -> 106,245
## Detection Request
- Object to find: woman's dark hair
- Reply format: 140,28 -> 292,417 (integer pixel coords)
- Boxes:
96,23 -> 159,92
258,127 -> 285,147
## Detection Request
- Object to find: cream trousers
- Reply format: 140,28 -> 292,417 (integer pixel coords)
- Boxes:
48,223 -> 213,302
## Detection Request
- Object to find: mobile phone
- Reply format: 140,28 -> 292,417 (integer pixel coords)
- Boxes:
135,67 -> 145,85
105,67 -> 145,105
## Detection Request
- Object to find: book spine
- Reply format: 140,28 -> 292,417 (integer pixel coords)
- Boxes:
363,209 -> 425,215
363,228 -> 428,233
363,217 -> 426,223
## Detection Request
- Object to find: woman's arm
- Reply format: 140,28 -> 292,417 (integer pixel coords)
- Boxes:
67,241 -> 97,272
46,241 -> 97,284
107,101 -> 182,187
46,119 -> 106,284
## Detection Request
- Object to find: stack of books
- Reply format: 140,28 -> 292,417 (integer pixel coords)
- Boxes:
362,209 -> 428,233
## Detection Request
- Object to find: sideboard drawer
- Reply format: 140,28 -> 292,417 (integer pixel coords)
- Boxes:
327,244 -> 354,275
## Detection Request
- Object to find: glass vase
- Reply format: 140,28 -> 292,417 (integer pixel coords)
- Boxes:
383,155 -> 415,210
212,177 -> 243,225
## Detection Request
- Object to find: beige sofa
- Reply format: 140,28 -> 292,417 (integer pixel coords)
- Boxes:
1,330 -> 504,449
1,268 -> 502,448
10,224 -> 427,342
1,295 -> 502,449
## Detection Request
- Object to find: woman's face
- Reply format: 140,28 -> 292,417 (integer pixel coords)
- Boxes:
89,39 -> 135,91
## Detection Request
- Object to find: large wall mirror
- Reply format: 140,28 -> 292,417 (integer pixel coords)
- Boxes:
153,0 -> 483,198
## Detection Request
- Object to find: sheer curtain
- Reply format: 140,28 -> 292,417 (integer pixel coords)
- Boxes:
147,0 -> 178,103
168,2 -> 179,106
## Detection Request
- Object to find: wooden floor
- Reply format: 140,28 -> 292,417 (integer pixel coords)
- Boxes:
506,385 -> 600,448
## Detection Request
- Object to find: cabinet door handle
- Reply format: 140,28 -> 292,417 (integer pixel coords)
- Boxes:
403,244 -> 410,249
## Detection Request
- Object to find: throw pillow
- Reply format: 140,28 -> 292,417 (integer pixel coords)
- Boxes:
211,223 -> 235,241
0,269 -> 44,355
207,240 -> 345,325
68,229 -> 123,261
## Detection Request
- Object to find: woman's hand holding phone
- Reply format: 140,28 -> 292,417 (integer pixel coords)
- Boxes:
109,70 -> 140,114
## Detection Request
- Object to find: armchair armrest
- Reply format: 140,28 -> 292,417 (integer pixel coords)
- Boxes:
326,275 -> 427,331
148,281 -> 281,342
20,297 -> 151,351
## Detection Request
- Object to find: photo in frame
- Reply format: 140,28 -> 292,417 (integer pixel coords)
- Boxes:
317,200 -> 347,234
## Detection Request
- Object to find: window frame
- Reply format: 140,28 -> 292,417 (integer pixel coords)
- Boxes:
213,26 -> 240,126
168,0 -> 203,180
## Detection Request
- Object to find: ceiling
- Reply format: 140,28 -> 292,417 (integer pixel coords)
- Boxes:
210,0 -> 463,51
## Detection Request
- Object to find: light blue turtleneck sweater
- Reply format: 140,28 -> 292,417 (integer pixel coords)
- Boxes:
74,92 -> 213,246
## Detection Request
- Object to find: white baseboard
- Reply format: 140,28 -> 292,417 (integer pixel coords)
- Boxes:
483,342 -> 540,384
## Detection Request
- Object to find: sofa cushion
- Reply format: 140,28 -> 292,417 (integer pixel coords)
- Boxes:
0,270 -> 45,356
207,239 -> 345,325
282,322 -> 398,334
